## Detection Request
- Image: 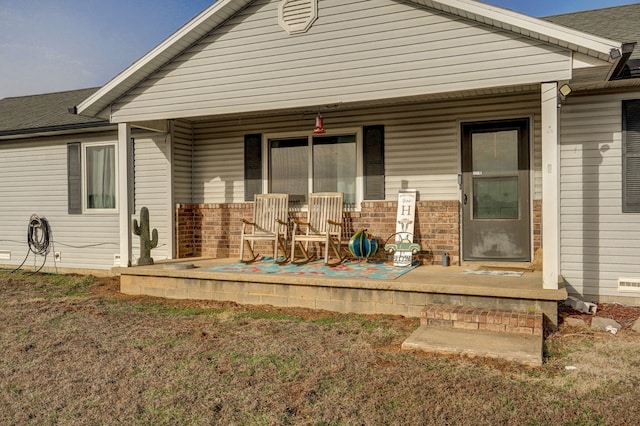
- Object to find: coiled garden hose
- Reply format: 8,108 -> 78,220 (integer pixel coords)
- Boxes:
12,214 -> 53,274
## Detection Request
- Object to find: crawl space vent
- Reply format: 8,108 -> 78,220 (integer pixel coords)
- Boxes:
618,277 -> 640,292
279,0 -> 317,34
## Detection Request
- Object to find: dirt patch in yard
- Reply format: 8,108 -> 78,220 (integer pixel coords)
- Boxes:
560,301 -> 640,329
2,272 -> 640,425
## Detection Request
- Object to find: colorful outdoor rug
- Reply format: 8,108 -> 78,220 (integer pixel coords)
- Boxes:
205,257 -> 418,280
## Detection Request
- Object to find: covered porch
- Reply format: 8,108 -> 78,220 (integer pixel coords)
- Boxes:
117,257 -> 567,327
72,0 -> 625,323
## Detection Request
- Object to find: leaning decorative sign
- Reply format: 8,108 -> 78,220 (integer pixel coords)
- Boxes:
385,190 -> 420,267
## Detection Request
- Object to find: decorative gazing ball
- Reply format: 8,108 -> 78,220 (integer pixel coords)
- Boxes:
348,229 -> 378,259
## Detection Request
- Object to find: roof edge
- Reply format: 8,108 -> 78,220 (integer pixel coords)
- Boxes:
0,121 -> 114,140
418,0 -> 623,60
76,0 -> 243,118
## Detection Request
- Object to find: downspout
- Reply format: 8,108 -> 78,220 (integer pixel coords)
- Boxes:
609,42 -> 637,80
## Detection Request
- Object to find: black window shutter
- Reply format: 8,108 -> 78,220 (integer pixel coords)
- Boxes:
244,134 -> 262,201
623,100 -> 640,212
363,125 -> 385,200
67,142 -> 82,214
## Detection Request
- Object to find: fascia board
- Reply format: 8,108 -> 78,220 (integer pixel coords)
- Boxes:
411,0 -> 623,61
76,0 -> 253,119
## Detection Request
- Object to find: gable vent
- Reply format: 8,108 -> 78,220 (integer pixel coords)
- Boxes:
618,277 -> 640,293
278,0 -> 317,35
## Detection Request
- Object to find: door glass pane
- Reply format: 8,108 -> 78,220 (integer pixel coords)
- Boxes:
313,135 -> 356,204
270,138 -> 308,204
473,177 -> 518,219
472,130 -> 518,174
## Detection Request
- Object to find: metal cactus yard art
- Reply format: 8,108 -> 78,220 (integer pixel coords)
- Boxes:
133,207 -> 158,265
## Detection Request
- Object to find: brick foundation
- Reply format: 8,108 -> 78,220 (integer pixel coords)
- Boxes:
421,304 -> 543,336
176,200 -> 460,264
533,199 -> 542,253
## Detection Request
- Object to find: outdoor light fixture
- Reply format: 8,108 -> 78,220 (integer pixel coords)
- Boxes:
610,48 -> 622,59
313,113 -> 326,134
559,83 -> 572,98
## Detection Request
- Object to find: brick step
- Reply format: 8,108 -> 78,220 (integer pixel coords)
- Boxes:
421,304 -> 543,336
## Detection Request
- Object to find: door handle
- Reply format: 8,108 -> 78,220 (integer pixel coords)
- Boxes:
463,194 -> 468,205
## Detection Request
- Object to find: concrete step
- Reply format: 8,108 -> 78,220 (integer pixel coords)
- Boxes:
402,326 -> 543,366
403,304 -> 545,365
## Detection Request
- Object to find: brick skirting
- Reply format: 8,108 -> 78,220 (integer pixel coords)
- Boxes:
421,304 -> 544,336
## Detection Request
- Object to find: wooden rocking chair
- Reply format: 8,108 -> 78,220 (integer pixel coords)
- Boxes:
240,193 -> 289,263
290,192 -> 345,266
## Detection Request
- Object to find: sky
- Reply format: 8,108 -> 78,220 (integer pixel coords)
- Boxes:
0,0 -> 637,99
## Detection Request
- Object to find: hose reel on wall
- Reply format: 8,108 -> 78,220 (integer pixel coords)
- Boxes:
12,214 -> 54,274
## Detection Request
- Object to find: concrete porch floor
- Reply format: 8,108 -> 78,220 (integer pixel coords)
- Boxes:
116,257 -> 567,326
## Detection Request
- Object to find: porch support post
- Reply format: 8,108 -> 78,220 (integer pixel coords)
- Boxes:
118,122 -> 132,267
541,83 -> 560,290
166,121 -> 176,259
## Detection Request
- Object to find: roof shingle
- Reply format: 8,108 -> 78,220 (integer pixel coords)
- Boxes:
0,87 -> 107,135
543,3 -> 640,60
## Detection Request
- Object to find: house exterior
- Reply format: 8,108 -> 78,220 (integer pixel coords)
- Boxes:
0,89 -> 173,272
2,0 -> 640,305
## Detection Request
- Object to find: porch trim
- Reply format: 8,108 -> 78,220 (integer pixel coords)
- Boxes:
166,121 -> 176,259
541,83 -> 560,289
118,122 -> 132,267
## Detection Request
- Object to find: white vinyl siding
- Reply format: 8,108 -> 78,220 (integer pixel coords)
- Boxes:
109,0 -> 570,122
131,132 -> 172,264
173,119 -> 194,204
191,93 -> 542,204
559,91 -> 640,299
0,134 -> 120,270
0,130 -> 172,271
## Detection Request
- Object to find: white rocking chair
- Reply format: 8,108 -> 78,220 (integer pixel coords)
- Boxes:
290,192 -> 345,266
240,193 -> 289,263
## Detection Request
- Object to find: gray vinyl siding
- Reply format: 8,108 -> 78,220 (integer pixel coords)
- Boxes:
191,93 -> 542,204
109,0 -> 570,122
559,90 -> 640,299
173,119 -> 194,204
0,133 -> 120,270
131,131 -> 172,264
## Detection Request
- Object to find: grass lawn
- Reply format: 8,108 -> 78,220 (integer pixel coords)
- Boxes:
1,272 -> 639,425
